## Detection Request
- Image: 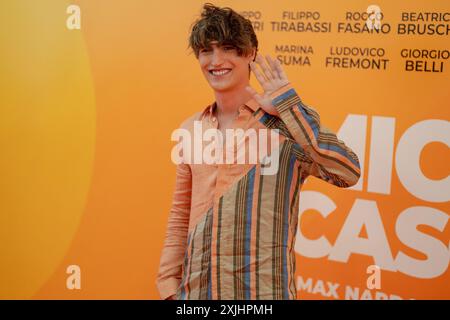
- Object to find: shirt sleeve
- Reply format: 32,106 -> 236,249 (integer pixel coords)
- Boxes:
156,162 -> 192,299
270,83 -> 361,188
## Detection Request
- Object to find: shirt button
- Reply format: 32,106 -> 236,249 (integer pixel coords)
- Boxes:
211,117 -> 216,122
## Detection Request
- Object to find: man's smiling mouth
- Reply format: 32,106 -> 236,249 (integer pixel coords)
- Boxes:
209,69 -> 232,76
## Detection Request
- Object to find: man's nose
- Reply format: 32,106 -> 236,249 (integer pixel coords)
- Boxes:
211,48 -> 225,65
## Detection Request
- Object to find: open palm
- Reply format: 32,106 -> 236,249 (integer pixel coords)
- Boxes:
245,54 -> 290,116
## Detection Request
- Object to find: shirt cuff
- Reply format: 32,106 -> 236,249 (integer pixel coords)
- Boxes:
269,83 -> 301,115
156,277 -> 181,300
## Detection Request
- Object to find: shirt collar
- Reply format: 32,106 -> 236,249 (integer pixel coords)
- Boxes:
201,97 -> 260,120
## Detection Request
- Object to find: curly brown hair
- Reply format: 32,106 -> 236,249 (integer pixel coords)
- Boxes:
188,3 -> 258,60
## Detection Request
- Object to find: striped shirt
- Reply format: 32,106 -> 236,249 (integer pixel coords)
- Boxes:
157,83 -> 361,300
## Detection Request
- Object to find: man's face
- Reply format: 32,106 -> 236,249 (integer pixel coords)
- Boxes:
198,41 -> 255,92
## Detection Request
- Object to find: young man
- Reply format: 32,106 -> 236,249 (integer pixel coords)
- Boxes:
157,3 -> 361,300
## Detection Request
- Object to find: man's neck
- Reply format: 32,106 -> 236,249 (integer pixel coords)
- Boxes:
213,84 -> 253,117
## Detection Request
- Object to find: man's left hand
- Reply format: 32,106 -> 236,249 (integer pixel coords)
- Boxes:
245,54 -> 290,117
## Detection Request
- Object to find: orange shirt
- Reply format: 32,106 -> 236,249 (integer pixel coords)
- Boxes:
157,83 -> 361,300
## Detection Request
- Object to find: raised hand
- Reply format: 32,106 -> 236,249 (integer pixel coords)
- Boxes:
245,53 -> 290,116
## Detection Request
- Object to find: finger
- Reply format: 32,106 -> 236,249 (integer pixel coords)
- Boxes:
273,58 -> 288,82
257,54 -> 275,80
245,85 -> 258,96
245,86 -> 265,105
250,61 -> 268,85
266,55 -> 281,79
255,54 -> 275,80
